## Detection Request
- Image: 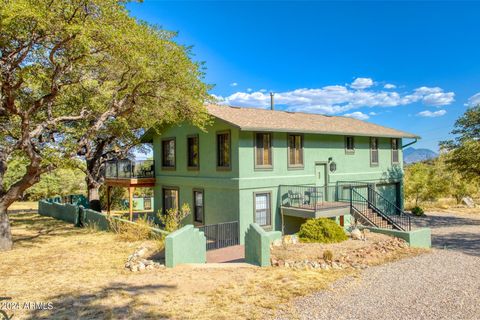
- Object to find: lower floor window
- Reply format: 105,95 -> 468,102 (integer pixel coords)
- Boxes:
194,190 -> 204,223
163,188 -> 178,213
254,192 -> 271,226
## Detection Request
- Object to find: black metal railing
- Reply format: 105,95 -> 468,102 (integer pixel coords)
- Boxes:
199,221 -> 239,250
105,159 -> 155,179
366,186 -> 411,230
279,185 -> 350,211
350,187 -> 411,231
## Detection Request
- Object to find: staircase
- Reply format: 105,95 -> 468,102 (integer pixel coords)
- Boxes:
350,186 -> 411,231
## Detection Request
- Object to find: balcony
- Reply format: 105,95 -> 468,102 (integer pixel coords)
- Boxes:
104,159 -> 155,187
279,184 -> 350,219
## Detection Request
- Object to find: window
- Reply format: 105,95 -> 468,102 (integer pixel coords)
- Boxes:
370,137 -> 379,166
187,135 -> 199,169
391,138 -> 399,164
254,192 -> 271,227
162,188 -> 178,213
288,134 -> 304,167
193,190 -> 204,223
162,138 -> 175,169
255,132 -> 272,168
216,131 -> 230,169
345,136 -> 355,154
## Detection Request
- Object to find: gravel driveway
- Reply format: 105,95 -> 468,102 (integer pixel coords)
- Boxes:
285,211 -> 480,320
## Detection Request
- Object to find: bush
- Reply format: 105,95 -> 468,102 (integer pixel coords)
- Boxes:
323,250 -> 334,262
411,206 -> 425,216
297,218 -> 348,243
110,216 -> 159,242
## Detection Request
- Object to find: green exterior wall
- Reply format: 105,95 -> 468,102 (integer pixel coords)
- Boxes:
151,118 -> 406,242
165,225 -> 206,267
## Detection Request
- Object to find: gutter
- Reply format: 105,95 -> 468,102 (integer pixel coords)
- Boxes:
402,138 -> 418,149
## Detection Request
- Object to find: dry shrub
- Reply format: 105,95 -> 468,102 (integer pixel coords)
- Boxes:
110,216 -> 159,242
323,249 -> 334,262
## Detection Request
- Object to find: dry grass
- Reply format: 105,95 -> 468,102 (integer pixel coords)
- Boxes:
406,197 -> 480,213
1,212 -> 423,319
8,201 -> 38,211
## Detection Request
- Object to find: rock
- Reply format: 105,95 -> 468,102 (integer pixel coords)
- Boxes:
138,262 -> 146,271
272,239 -> 283,247
462,197 -> 475,208
351,228 -> 363,240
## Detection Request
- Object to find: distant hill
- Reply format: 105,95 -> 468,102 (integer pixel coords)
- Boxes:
403,147 -> 438,164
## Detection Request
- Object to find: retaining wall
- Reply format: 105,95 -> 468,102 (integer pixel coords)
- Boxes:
362,226 -> 432,248
165,225 -> 206,268
244,223 -> 282,267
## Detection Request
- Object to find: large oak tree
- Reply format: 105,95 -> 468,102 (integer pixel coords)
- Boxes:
0,0 -> 210,250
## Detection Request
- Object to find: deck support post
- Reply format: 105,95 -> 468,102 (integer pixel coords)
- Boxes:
128,186 -> 134,221
106,186 -> 111,216
281,208 -> 285,235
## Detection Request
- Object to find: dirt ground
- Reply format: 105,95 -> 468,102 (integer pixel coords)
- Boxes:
1,211 -> 421,319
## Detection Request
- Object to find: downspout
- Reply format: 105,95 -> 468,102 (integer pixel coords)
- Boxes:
401,138 -> 418,149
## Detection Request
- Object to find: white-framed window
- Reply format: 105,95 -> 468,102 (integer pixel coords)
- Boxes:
254,192 -> 271,227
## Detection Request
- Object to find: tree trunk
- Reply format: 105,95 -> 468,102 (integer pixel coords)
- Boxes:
87,182 -> 102,212
0,205 -> 13,251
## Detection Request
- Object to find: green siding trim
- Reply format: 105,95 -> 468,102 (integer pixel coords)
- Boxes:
362,226 -> 432,248
244,223 -> 282,267
165,225 -> 206,268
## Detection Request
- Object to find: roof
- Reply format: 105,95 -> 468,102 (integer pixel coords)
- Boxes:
206,104 -> 419,139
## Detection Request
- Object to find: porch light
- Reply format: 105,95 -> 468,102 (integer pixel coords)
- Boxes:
329,161 -> 337,173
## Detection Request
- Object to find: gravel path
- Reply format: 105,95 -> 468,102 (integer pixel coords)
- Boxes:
286,211 -> 480,320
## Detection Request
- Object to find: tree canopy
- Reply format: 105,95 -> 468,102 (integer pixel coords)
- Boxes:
0,0 -> 211,250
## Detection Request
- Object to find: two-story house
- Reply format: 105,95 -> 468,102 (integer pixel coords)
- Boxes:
140,104 -> 418,243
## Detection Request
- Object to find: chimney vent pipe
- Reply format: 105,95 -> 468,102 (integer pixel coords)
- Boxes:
270,92 -> 274,110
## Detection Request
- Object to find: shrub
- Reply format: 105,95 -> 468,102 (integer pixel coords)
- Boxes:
297,218 -> 348,243
110,216 -> 159,242
159,203 -> 191,232
322,250 -> 334,262
411,206 -> 425,216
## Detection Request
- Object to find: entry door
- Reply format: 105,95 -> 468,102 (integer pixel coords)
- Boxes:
315,163 -> 328,201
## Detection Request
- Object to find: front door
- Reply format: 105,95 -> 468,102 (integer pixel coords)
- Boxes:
315,163 -> 328,201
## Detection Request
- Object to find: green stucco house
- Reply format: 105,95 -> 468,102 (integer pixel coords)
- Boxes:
141,104 -> 418,244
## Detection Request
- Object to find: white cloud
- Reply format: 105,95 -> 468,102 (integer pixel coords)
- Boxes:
384,83 -> 396,89
343,111 -> 370,120
350,77 -> 374,90
230,82 -> 238,87
246,88 -> 253,92
466,92 -> 480,107
214,80 -> 455,115
417,109 -> 447,118
369,111 -> 378,116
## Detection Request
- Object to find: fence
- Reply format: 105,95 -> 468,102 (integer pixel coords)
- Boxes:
199,221 -> 239,250
279,185 -> 350,211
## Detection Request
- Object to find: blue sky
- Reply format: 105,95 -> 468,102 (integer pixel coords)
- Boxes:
128,1 -> 480,151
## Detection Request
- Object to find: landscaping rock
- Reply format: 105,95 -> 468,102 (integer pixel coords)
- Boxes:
350,228 -> 363,240
125,245 -> 165,272
462,197 -> 475,208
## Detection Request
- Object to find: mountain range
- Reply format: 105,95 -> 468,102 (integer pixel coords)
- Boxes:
403,147 -> 438,164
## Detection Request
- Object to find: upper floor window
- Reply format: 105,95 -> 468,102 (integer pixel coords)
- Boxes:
288,134 -> 304,167
217,131 -> 231,169
345,136 -> 355,154
370,137 -> 379,166
162,138 -> 176,169
187,135 -> 199,169
255,132 -> 272,169
391,138 -> 399,164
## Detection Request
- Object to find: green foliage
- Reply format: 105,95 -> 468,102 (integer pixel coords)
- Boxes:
404,155 -> 479,206
99,186 -> 126,210
410,206 -> 425,216
159,203 -> 191,233
404,161 -> 449,206
440,105 -> 480,183
3,154 -> 86,200
297,218 -> 348,244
